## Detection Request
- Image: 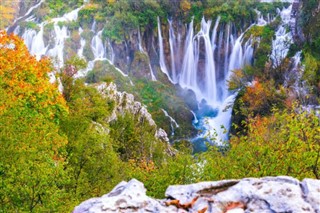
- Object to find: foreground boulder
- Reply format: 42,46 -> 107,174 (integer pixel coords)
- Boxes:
73,176 -> 320,213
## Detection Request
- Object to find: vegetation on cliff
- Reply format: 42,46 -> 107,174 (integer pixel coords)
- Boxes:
1,0 -> 320,211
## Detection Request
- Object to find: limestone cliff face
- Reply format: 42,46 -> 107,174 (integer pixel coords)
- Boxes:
97,82 -> 169,143
73,176 -> 320,213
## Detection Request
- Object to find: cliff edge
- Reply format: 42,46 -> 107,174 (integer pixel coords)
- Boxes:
73,176 -> 320,213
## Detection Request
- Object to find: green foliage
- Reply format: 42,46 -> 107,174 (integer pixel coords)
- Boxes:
110,112 -> 166,163
302,52 -> 320,96
301,0 -> 320,42
85,60 -> 196,139
0,32 -> 68,212
20,21 -> 40,31
59,80 -> 124,207
196,107 -> 320,181
250,25 -> 275,72
0,111 -> 68,212
78,3 -> 98,26
2,1 -> 320,212
45,0 -> 83,18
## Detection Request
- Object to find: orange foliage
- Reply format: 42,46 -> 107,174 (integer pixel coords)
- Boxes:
242,80 -> 284,116
0,1 -> 17,29
0,32 -> 68,119
243,80 -> 266,111
180,0 -> 191,12
129,158 -> 155,172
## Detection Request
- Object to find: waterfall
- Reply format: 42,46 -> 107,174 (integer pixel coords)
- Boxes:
91,31 -> 105,59
47,24 -> 68,67
179,17 -> 218,105
156,16 -> 256,146
179,19 -> 199,99
161,109 -> 179,136
154,16 -> 255,146
157,17 -> 171,82
30,23 -> 47,60
255,9 -> 268,26
106,39 -> 115,64
224,23 -> 231,78
138,27 -> 144,52
228,33 -> 244,79
168,19 -> 178,83
19,6 -> 84,67
211,16 -> 220,51
190,110 -> 198,124
243,37 -> 254,66
271,5 -> 293,68
22,29 -> 36,51
77,28 -> 86,57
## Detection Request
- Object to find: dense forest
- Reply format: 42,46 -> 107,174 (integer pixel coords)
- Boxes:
0,0 -> 319,212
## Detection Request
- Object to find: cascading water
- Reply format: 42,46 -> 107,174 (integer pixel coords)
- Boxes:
91,30 -> 105,59
161,109 -> 179,136
157,16 -> 258,148
180,18 -> 218,104
13,2 -> 131,80
168,19 -> 178,83
17,6 -> 83,67
157,17 -> 171,82
77,27 -> 86,58
271,5 -> 293,67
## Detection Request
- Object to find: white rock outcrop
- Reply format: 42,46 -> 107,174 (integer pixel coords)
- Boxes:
73,176 -> 320,213
97,82 -> 169,142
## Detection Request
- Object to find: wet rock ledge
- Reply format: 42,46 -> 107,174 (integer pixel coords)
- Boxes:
73,176 -> 320,213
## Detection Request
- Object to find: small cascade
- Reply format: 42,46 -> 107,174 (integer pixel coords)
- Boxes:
22,29 -> 36,50
161,109 -> 179,136
47,24 -> 68,67
224,23 -> 231,78
91,20 -> 96,32
19,6 -> 84,67
77,27 -> 86,57
106,39 -> 115,64
243,37 -> 254,66
137,27 -> 144,52
271,5 -> 293,68
211,16 -> 220,50
30,23 -> 46,60
168,19 -> 178,83
91,30 -> 105,59
255,9 -> 269,26
200,93 -> 237,145
190,110 -> 198,124
157,17 -> 172,82
228,34 -> 244,79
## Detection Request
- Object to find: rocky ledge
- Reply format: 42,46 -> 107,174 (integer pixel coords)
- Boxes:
97,82 -> 169,143
73,176 -> 320,213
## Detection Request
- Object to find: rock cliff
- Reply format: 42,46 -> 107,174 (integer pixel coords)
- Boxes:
73,176 -> 320,213
97,82 -> 169,143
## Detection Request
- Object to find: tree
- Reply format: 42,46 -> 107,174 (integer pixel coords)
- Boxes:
0,2 -> 16,29
0,32 -> 68,211
200,108 -> 320,180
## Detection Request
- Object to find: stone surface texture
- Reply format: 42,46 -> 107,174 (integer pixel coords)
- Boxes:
73,176 -> 320,213
97,82 -> 169,142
